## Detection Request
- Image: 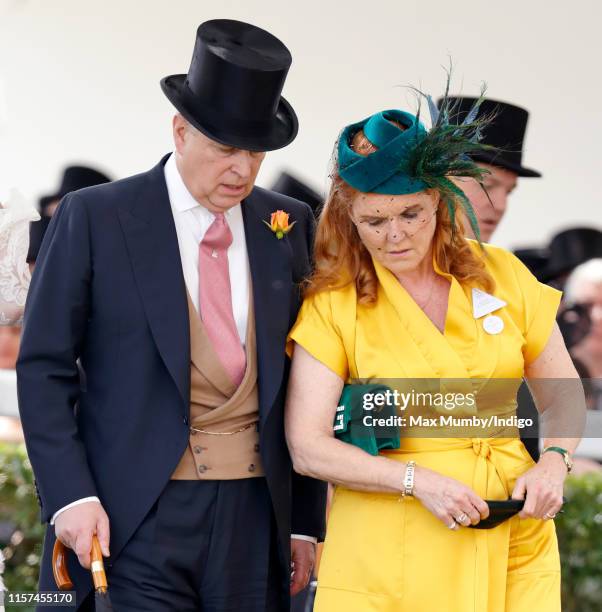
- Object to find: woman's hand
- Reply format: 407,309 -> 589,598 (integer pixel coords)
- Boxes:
412,465 -> 489,530
511,451 -> 567,520
522,322 -> 583,521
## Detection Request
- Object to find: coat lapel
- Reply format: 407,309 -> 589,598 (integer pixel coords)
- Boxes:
242,190 -> 292,420
117,157 -> 190,413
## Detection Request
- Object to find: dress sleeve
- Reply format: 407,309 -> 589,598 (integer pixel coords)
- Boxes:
287,290 -> 349,379
506,250 -> 562,366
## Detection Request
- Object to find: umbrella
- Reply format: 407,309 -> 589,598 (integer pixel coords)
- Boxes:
53,535 -> 113,610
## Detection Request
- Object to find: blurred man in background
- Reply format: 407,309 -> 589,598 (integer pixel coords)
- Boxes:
27,165 -> 111,266
440,97 -> 541,242
565,259 -> 602,398
443,97 -> 543,462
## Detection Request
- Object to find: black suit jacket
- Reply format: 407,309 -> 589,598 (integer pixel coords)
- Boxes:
17,155 -> 327,601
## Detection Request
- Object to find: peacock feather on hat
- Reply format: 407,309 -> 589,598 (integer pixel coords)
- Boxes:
337,67 -> 499,241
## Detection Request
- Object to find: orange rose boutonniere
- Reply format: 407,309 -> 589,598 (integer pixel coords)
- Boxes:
264,209 -> 296,239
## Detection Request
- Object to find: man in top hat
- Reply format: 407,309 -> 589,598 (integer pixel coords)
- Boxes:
440,97 -> 542,242
538,227 -> 602,286
40,165 -> 112,218
17,19 -> 326,611
27,165 -> 111,264
440,97 -> 543,462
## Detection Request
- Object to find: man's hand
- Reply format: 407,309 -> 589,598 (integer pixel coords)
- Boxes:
54,501 -> 110,569
290,538 -> 315,596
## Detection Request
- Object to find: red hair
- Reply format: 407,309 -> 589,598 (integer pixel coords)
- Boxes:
305,173 -> 494,304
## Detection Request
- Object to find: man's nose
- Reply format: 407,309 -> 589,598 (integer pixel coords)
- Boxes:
230,151 -> 254,178
493,191 -> 508,216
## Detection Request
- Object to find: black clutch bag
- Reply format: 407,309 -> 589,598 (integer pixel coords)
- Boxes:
469,497 -> 567,529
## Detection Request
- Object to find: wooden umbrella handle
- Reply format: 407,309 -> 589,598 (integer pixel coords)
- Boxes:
52,539 -> 73,590
52,535 -> 107,592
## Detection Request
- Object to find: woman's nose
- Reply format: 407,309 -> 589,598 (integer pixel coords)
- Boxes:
385,219 -> 408,242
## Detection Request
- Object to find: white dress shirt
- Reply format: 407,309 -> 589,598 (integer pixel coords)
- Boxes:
164,153 -> 250,343
51,154 -> 315,543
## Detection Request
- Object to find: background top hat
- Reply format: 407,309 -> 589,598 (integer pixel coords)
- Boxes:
39,165 -> 112,212
437,97 -> 541,177
161,19 -> 298,152
28,165 -> 111,263
539,227 -> 602,282
271,171 -> 323,216
513,247 -> 550,279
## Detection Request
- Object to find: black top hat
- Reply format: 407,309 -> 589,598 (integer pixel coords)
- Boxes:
437,97 -> 541,177
539,227 -> 602,282
29,165 -> 111,262
513,247 -> 550,279
39,165 -> 112,211
271,171 -> 323,215
161,19 -> 298,152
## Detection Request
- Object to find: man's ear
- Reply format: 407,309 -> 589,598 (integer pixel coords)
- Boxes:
172,114 -> 187,154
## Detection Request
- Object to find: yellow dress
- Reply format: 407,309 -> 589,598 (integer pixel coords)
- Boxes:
288,242 -> 563,612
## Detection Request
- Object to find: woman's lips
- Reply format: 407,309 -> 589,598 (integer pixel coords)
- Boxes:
388,249 -> 412,256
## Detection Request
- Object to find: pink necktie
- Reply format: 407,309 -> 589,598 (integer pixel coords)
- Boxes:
198,213 -> 246,386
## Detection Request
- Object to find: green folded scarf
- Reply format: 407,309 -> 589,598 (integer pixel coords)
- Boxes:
334,384 -> 401,455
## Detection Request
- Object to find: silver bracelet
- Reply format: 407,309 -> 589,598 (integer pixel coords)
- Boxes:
402,460 -> 416,497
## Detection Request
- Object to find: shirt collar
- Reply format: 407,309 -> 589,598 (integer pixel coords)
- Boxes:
163,152 -> 237,218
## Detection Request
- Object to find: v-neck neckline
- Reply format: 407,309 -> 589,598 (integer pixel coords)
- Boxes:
372,255 -> 466,340
371,255 -> 479,379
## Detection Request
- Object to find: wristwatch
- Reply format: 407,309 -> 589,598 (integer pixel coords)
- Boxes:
542,446 -> 573,473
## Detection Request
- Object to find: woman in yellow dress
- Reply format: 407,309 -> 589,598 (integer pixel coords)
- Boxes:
284,87 -> 584,611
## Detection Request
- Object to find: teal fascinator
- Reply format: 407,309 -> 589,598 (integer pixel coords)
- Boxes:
337,73 -> 497,239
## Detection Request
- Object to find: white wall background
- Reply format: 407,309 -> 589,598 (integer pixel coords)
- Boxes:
0,0 -> 600,249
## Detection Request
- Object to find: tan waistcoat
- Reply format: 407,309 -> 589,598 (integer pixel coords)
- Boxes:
171,292 -> 264,479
